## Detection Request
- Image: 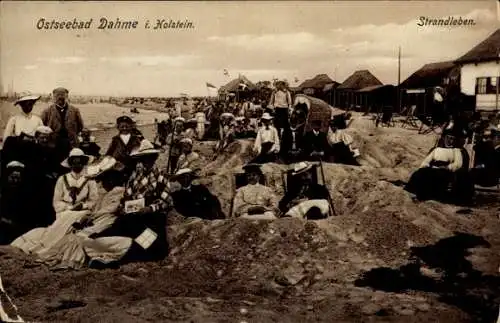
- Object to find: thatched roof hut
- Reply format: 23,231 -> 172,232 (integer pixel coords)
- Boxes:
337,70 -> 382,90
400,61 -> 459,89
455,28 -> 500,64
219,75 -> 257,93
299,74 -> 338,91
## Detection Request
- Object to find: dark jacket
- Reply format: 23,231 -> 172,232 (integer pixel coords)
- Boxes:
105,134 -> 142,165
278,183 -> 330,212
171,184 -> 225,220
302,131 -> 330,156
41,104 -> 84,148
78,141 -> 101,158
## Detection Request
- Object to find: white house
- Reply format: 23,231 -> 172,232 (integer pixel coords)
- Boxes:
455,28 -> 500,112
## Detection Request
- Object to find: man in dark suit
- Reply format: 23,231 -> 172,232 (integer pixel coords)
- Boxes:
171,168 -> 225,220
302,120 -> 330,161
41,87 -> 84,163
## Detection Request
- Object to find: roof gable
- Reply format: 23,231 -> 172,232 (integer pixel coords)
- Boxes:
400,61 -> 457,89
455,28 -> 500,64
337,70 -> 382,90
299,74 -> 337,90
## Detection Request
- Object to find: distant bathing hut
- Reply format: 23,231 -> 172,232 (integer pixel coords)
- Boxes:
454,28 -> 500,114
356,84 -> 397,114
400,61 -> 461,116
297,74 -> 339,102
335,70 -> 383,110
218,75 -> 257,102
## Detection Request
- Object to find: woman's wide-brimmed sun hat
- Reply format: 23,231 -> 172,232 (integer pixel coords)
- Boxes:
15,92 -> 41,106
85,156 -> 118,178
261,113 -> 273,120
130,139 -> 161,157
291,161 -> 313,176
61,148 -> 94,168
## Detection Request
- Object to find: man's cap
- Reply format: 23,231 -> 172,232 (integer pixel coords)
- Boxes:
116,115 -> 134,124
52,87 -> 69,95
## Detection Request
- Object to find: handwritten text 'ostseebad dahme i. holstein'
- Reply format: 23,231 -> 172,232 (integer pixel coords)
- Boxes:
36,17 -> 195,30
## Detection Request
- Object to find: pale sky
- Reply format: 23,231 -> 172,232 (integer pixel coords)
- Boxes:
0,1 -> 498,97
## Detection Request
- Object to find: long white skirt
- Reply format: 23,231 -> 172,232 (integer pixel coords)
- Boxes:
11,210 -> 131,269
240,211 -> 277,220
285,199 -> 330,218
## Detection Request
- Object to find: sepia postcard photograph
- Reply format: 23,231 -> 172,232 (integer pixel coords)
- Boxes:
0,0 -> 499,322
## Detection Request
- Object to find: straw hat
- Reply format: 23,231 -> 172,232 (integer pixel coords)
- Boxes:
15,92 -> 41,105
261,113 -> 273,120
174,116 -> 186,123
220,112 -> 235,119
291,162 -> 313,176
172,168 -> 198,179
61,148 -> 94,168
85,156 -> 117,178
130,139 -> 161,157
179,137 -> 193,145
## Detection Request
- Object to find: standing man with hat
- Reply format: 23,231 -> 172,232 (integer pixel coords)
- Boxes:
41,87 -> 84,163
269,80 -> 292,138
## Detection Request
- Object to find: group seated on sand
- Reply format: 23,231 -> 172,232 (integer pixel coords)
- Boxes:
2,128 -> 336,270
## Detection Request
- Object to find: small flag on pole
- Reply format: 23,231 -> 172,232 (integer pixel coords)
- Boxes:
206,82 -> 217,89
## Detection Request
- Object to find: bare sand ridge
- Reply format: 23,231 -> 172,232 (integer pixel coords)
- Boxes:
0,113 -> 499,322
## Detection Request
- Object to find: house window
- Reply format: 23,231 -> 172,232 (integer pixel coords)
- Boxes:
477,77 -> 500,94
476,77 -> 488,94
443,77 -> 449,85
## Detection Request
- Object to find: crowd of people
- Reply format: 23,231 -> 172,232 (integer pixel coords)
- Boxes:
0,85 -> 351,270
1,82 -> 496,270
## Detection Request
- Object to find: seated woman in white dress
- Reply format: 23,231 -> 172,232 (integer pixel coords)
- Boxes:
278,162 -> 331,219
11,148 -> 132,269
232,164 -> 279,220
405,130 -> 473,204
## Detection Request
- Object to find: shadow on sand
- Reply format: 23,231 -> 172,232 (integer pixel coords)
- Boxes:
355,232 -> 500,322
